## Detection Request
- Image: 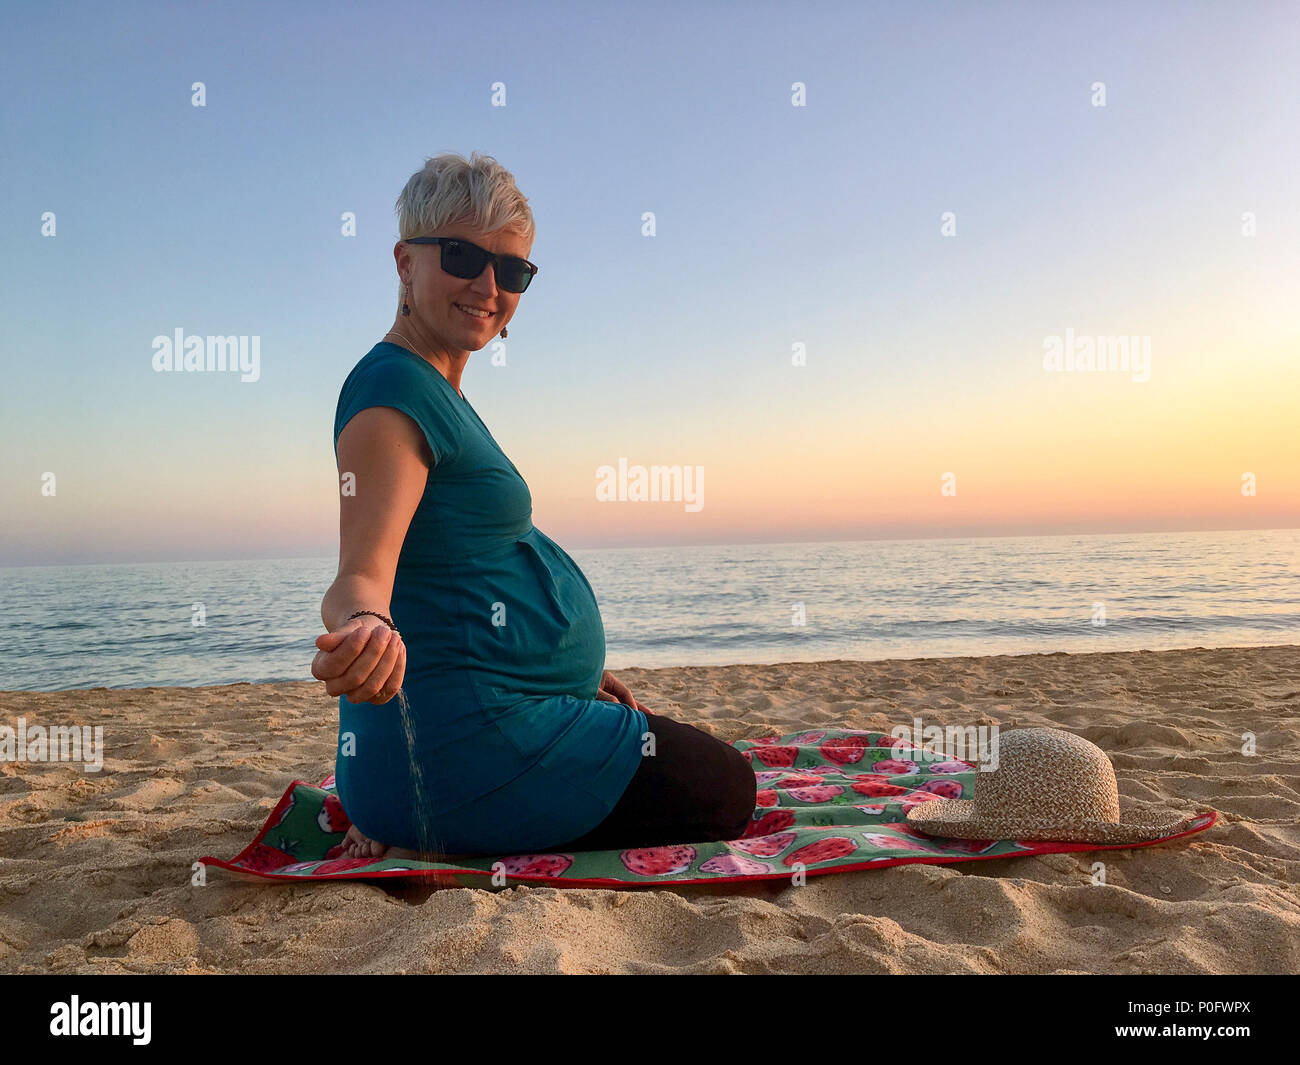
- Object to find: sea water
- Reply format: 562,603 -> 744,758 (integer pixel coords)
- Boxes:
1,528 -> 1297,690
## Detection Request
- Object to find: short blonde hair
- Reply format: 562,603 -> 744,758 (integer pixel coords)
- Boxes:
394,151 -> 535,305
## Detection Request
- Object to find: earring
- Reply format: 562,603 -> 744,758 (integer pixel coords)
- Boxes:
401,284 -> 411,316
500,326 -> 508,339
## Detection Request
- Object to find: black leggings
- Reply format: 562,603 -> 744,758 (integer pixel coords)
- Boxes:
546,713 -> 757,852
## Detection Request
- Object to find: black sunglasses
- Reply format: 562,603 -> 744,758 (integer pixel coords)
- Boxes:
403,237 -> 538,294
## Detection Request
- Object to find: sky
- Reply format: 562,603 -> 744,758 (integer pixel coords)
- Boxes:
1,0 -> 1297,565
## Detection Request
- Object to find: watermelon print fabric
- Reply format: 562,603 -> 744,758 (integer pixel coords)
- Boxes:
200,729 -> 1217,889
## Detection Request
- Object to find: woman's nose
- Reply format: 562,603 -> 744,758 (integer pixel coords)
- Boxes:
471,264 -> 501,292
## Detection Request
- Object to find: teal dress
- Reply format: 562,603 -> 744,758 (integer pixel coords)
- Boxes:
332,342 -> 647,855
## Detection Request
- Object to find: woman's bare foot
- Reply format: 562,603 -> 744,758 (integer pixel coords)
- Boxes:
340,823 -> 390,860
339,824 -> 449,864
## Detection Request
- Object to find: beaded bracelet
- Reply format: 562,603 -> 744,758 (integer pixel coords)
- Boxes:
347,610 -> 399,636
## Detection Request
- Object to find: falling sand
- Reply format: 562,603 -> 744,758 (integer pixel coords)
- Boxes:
394,687 -> 443,861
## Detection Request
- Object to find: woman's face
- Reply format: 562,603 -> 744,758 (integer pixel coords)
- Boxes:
399,223 -> 531,352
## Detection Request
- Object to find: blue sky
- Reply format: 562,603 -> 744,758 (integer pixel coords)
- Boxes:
1,0 -> 1297,564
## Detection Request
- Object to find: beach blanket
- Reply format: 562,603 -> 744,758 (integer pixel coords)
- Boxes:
201,729 -> 1216,889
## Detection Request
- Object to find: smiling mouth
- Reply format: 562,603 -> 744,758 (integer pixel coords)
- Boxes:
453,302 -> 494,320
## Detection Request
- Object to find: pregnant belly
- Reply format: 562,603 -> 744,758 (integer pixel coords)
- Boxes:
461,533 -> 606,699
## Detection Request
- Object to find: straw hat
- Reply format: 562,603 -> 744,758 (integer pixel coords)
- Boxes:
905,727 -> 1201,844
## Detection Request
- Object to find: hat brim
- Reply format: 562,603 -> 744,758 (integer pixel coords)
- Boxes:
905,796 -> 1202,844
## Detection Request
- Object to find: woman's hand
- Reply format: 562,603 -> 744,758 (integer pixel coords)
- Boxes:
597,670 -> 651,713
312,616 -> 406,705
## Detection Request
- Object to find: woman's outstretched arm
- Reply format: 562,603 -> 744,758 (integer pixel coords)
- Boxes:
313,405 -> 431,704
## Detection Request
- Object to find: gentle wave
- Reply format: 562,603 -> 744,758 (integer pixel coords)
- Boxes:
0,529 -> 1297,691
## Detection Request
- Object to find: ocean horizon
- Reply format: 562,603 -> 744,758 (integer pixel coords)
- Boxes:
1,527 -> 1296,692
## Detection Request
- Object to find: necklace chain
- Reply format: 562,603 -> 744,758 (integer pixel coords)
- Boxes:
384,329 -> 420,352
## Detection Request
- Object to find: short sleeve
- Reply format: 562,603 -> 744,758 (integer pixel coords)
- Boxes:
333,351 -> 462,466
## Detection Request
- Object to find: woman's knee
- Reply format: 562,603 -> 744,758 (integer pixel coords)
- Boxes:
646,717 -> 757,840
715,743 -> 757,837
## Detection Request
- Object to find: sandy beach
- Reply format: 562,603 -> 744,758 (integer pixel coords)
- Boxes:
0,644 -> 1296,975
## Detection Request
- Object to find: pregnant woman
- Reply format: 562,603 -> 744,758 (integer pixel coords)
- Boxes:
311,152 -> 756,860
